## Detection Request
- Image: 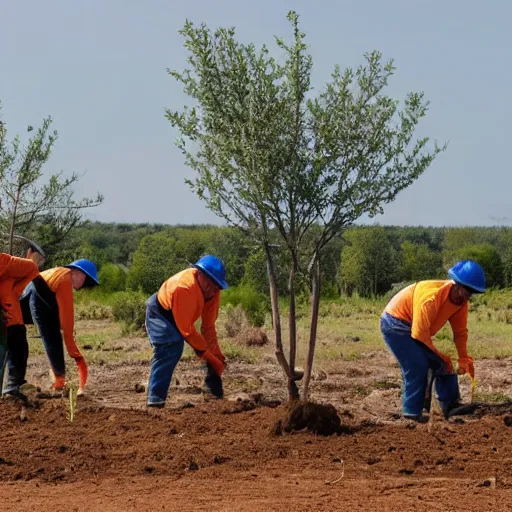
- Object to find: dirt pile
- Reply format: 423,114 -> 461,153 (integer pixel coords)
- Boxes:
274,401 -> 345,436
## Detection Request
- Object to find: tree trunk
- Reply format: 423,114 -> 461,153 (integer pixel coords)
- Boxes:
303,258 -> 321,401
288,255 -> 297,372
8,185 -> 22,255
264,242 -> 299,401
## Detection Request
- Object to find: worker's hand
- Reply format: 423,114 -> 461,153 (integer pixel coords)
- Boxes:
201,350 -> 225,377
440,354 -> 454,374
52,375 -> 66,391
458,356 -> 475,379
75,356 -> 88,392
205,364 -> 224,399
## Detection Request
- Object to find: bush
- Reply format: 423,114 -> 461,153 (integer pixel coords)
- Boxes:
75,302 -> 112,321
98,263 -> 127,292
240,327 -> 269,347
224,304 -> 248,337
221,285 -> 270,327
111,291 -> 147,332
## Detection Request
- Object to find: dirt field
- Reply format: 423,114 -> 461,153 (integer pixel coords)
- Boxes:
2,320 -> 512,511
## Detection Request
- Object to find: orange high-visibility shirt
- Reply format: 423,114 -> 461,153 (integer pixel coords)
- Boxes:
157,268 -> 222,357
0,253 -> 39,327
40,267 -> 81,359
384,280 -> 469,370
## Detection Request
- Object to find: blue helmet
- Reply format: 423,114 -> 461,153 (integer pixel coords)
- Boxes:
448,260 -> 485,293
194,255 -> 228,290
65,259 -> 99,286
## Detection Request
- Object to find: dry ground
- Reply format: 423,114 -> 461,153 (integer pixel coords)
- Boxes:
2,319 -> 512,511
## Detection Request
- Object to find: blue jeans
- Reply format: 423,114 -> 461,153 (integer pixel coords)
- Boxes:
18,282 -> 66,378
381,312 -> 460,417
146,294 -> 184,405
4,325 -> 29,393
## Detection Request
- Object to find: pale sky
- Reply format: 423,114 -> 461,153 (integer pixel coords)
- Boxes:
1,0 -> 510,227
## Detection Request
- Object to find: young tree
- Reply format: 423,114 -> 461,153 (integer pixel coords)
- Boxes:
166,12 -> 446,400
339,227 -> 398,297
398,240 -> 444,282
0,110 -> 103,253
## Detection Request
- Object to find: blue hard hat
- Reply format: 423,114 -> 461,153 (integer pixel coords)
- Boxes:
65,259 -> 99,286
447,260 -> 486,293
194,255 -> 228,290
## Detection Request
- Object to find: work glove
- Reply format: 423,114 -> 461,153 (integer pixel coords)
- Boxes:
75,356 -> 88,392
52,374 -> 66,391
205,363 -> 224,399
200,349 -> 225,377
458,356 -> 475,380
439,354 -> 454,374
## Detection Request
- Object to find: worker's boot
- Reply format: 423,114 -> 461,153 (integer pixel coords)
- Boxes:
204,364 -> 223,399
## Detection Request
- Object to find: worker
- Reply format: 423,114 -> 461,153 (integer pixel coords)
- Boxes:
380,260 -> 485,421
0,249 -> 42,398
145,255 -> 228,408
20,259 -> 99,394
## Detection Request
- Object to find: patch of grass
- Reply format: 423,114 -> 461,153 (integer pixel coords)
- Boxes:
222,341 -> 260,364
473,391 -> 511,403
351,384 -> 372,397
226,376 -> 262,393
372,379 -> 401,390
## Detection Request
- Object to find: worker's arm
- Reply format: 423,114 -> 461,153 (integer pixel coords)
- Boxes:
449,303 -> 469,358
449,303 -> 474,378
411,298 -> 454,371
54,277 -> 88,390
201,293 -> 223,361
55,278 -> 81,358
172,286 -> 224,376
171,285 -> 208,353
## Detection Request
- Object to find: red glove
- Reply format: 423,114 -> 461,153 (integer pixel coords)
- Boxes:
75,356 -> 88,391
458,356 -> 475,379
201,350 -> 225,377
52,375 -> 66,391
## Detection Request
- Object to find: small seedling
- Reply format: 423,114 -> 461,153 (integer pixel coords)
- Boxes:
68,385 -> 78,423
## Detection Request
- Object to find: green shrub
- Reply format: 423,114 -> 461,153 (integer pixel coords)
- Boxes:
98,263 -> 127,292
111,291 -> 147,332
221,285 -> 270,327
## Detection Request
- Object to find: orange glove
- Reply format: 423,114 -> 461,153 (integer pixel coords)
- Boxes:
458,356 -> 475,379
52,375 -> 66,391
201,350 -> 225,377
75,356 -> 88,391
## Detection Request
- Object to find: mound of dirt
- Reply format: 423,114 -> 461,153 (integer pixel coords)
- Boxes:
275,401 -> 345,436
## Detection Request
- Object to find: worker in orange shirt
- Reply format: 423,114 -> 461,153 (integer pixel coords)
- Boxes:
380,260 -> 485,421
19,259 -> 99,394
145,255 -> 227,408
0,245 -> 44,398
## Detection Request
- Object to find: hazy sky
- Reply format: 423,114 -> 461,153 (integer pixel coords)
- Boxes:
1,0 -> 510,227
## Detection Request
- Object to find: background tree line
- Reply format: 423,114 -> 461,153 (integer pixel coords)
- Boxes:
37,222 -> 512,297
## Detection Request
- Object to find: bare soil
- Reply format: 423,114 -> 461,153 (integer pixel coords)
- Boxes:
3,325 -> 512,511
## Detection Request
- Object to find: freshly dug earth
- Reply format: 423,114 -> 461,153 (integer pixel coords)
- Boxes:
2,398 -> 512,511
274,401 -> 345,435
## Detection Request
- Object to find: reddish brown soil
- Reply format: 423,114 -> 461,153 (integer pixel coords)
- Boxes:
4,323 -> 512,511
2,397 -> 512,511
